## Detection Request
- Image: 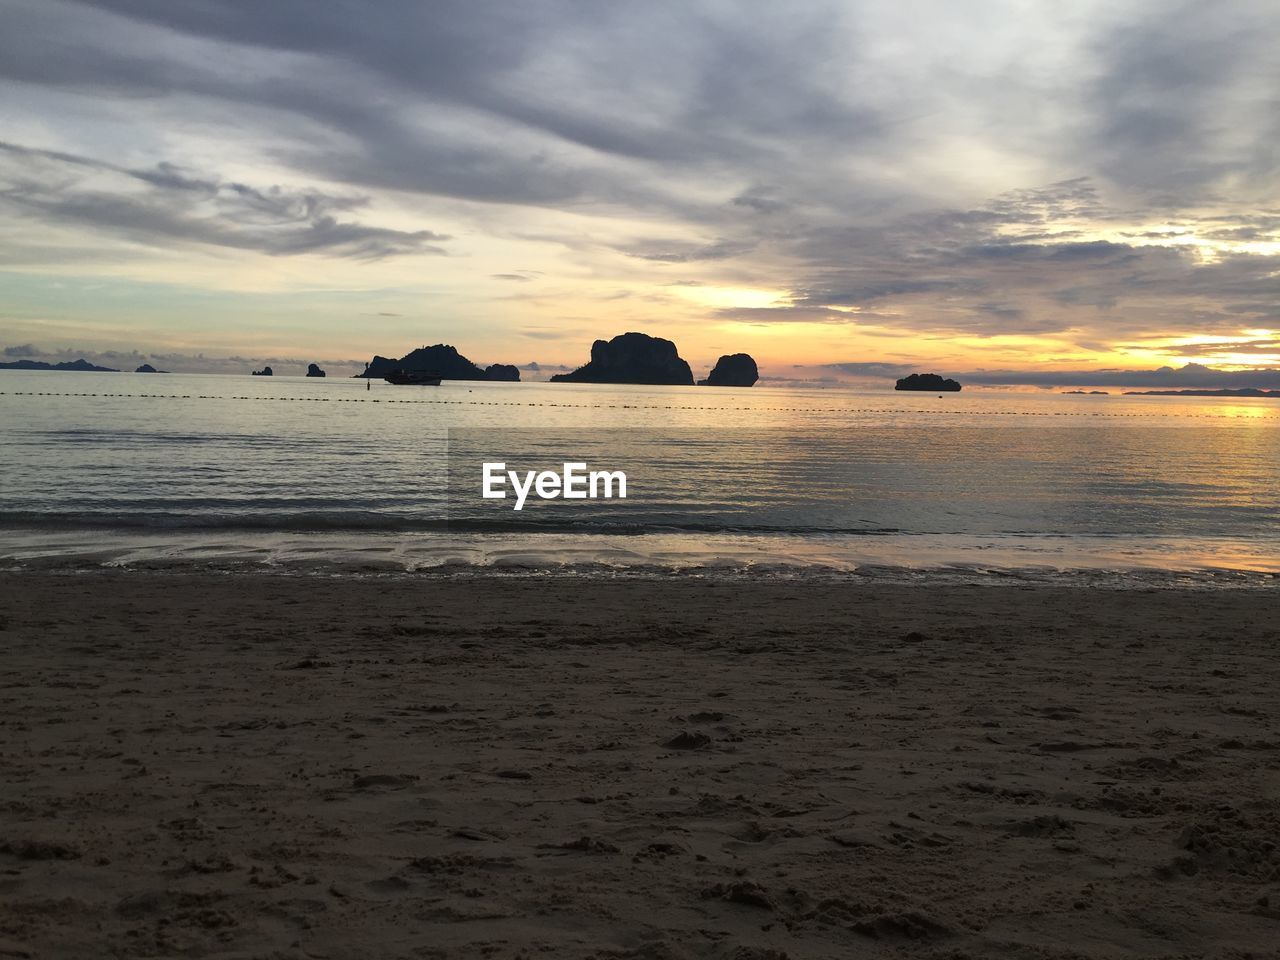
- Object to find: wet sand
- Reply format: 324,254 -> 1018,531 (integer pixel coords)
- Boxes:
1,572 -> 1277,959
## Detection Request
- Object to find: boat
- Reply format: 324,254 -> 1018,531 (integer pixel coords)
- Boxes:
383,369 -> 443,385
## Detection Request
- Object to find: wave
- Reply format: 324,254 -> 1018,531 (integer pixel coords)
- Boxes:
3,551 -> 1276,590
0,509 -> 903,537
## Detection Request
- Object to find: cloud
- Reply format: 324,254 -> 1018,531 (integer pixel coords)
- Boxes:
818,361 -> 920,378
964,362 -> 1280,389
1083,0 -> 1280,198
726,180 -> 1280,340
1130,337 -> 1280,358
519,329 -> 572,341
0,0 -> 1277,363
625,238 -> 757,263
0,142 -> 448,260
714,306 -> 867,324
3,343 -> 40,357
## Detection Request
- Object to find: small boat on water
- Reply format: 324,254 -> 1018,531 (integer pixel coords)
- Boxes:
384,369 -> 443,385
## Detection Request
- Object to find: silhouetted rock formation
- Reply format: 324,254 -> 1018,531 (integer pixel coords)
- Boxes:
698,353 -> 758,387
252,366 -> 273,376
306,363 -> 326,378
551,332 -> 694,385
134,363 -> 169,373
357,345 -> 520,382
0,358 -> 117,372
1063,390 -> 1108,395
484,363 -> 520,382
361,356 -> 397,379
895,373 -> 961,392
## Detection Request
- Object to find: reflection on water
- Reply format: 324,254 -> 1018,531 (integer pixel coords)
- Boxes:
2,370 -> 1279,579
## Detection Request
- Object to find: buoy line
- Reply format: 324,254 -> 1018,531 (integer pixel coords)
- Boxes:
1,390 -> 1277,420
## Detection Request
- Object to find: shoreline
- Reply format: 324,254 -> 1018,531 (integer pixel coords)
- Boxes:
3,528 -> 1280,587
2,571 -> 1278,958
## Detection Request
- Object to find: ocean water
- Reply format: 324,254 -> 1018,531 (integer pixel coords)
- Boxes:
2,369 -> 1279,584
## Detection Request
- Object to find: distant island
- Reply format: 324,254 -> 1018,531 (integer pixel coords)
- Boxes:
306,363 -> 326,378
699,353 -> 758,387
1123,388 -> 1280,398
895,372 -> 961,392
252,366 -> 273,376
551,332 -> 694,385
358,344 -> 520,382
1063,390 -> 1108,395
0,358 -> 117,372
135,363 -> 168,373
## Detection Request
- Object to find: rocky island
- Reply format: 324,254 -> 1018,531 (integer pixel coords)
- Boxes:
551,332 -> 694,385
306,363 -> 326,378
698,353 -> 758,387
483,363 -> 520,382
251,366 -> 273,376
134,363 -> 167,373
895,372 -> 962,392
358,344 -> 520,382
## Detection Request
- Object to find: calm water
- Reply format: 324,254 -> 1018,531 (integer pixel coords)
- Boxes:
2,369 -> 1279,582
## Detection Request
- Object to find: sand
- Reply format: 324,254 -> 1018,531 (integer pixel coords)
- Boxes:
1,571 -> 1277,959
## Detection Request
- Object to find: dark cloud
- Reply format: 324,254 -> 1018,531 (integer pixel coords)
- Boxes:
0,1 -> 876,213
1084,1 -> 1280,197
731,194 -> 787,215
726,179 -> 1280,341
0,142 -> 447,260
3,343 -> 41,357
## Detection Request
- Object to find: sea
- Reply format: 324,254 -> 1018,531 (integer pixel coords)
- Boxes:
2,369 -> 1279,586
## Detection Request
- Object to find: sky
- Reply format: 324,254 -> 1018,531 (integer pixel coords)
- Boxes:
1,0 -> 1279,386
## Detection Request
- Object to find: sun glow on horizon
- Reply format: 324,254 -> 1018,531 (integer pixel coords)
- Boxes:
1117,330 -> 1280,369
673,285 -> 787,310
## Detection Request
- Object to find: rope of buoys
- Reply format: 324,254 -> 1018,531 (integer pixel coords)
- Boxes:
0,391 -> 1276,420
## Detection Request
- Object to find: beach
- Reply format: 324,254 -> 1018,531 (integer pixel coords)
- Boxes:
2,571 -> 1277,959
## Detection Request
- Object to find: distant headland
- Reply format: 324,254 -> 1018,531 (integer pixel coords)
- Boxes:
0,358 -> 117,372
895,373 -> 962,392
